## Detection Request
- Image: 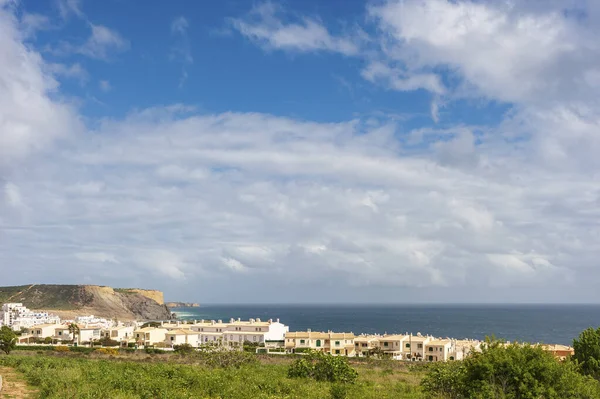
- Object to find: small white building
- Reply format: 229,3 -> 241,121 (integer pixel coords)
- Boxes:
165,330 -> 200,348
28,323 -> 60,339
425,339 -> 453,362
135,327 -> 168,346
102,326 -> 135,342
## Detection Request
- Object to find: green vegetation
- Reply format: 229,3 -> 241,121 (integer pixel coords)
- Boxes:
574,327 -> 600,380
0,354 -> 425,399
288,351 -> 358,383
0,325 -> 17,354
3,328 -> 600,398
422,338 -> 600,399
0,284 -> 83,310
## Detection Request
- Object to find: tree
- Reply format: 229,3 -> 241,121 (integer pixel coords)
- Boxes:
574,327 -> 600,380
0,326 -> 17,355
422,337 -> 600,398
68,323 -> 81,346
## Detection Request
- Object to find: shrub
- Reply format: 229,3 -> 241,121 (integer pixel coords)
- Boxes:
44,337 -> 53,344
421,338 -> 600,398
288,351 -> 358,384
173,343 -> 195,355
330,383 -> 348,399
0,326 -> 17,354
97,336 -> 120,347
54,346 -> 70,352
95,348 -> 119,355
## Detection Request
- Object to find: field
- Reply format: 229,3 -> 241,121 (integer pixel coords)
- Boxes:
0,352 -> 426,399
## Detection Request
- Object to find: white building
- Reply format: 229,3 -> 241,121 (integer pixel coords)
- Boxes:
134,327 -> 169,346
165,330 -> 201,348
102,326 -> 135,343
190,318 -> 289,348
1,303 -> 60,331
75,315 -> 114,329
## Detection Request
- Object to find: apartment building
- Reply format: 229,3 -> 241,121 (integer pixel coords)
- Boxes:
425,339 -> 453,362
379,334 -> 408,357
190,318 -> 289,347
354,335 -> 380,357
1,303 -> 60,331
165,330 -> 201,347
135,327 -> 169,346
285,330 -> 356,356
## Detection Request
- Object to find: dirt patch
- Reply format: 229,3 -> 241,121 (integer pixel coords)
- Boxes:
0,366 -> 37,399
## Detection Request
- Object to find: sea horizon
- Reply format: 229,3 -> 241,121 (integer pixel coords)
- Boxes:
168,303 -> 600,346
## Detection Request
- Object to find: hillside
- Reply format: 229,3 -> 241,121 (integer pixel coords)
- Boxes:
0,284 -> 172,321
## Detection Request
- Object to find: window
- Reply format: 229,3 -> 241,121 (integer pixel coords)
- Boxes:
201,328 -> 204,332
429,347 -> 433,352
428,355 -> 434,361
362,343 -> 367,347
171,337 -> 174,341
58,331 -> 62,336
384,342 -> 389,347
335,341 -> 340,346
253,336 -> 257,342
418,344 -> 423,349
300,339 -> 305,344
335,350 -> 340,354
405,343 -> 410,348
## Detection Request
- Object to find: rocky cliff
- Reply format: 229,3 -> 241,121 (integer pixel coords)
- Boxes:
0,284 -> 171,321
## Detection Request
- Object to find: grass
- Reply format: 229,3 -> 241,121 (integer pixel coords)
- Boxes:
0,353 -> 427,399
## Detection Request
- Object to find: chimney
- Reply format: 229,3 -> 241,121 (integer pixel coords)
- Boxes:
268,319 -> 273,323
307,328 -> 311,332
218,319 -> 222,324
237,318 -> 241,322
256,318 -> 261,323
230,318 -> 234,323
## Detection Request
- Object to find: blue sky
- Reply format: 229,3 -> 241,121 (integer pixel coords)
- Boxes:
2,0 -> 600,303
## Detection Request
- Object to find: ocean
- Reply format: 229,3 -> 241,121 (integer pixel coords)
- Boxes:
170,304 -> 600,346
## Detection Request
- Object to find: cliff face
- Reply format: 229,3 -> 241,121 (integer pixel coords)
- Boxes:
0,284 -> 171,321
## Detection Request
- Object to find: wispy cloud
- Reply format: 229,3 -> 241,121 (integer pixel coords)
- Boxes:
99,79 -> 112,92
170,16 -> 193,87
231,2 -> 360,56
57,0 -> 84,19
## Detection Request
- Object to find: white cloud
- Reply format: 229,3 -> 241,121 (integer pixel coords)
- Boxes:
3,0 -> 600,302
0,3 -> 81,169
231,2 -> 359,55
57,0 -> 84,19
99,79 -> 111,92
47,62 -> 88,85
171,16 -> 189,35
170,16 -> 193,87
78,23 -> 128,59
20,13 -> 51,37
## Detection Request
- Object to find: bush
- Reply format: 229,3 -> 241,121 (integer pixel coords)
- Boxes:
54,346 -> 70,352
421,338 -> 600,399
95,348 -> 119,355
44,337 -> 53,344
288,351 -> 358,384
330,383 -> 348,399
97,336 -> 120,347
173,343 -> 195,355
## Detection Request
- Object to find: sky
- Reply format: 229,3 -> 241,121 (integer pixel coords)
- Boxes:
1,0 -> 600,304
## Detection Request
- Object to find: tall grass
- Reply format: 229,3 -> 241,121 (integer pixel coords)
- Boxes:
0,354 -> 426,399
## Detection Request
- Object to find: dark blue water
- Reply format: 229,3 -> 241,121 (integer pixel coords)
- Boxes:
171,304 -> 600,346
